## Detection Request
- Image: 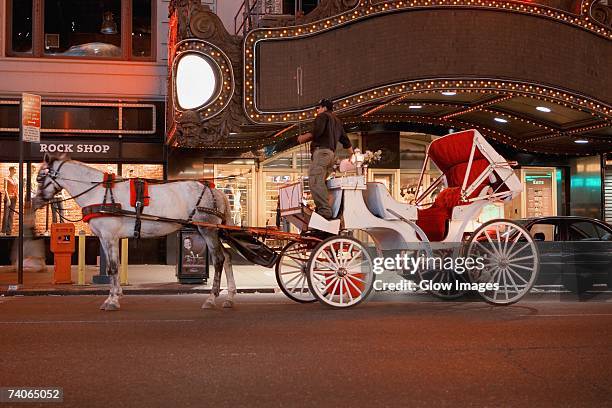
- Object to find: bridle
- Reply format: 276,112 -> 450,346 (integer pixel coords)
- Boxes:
37,159 -> 69,199
36,159 -> 117,208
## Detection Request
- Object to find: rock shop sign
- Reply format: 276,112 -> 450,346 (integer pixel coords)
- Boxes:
31,141 -> 118,159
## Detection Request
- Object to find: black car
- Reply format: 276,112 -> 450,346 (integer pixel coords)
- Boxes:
518,216 -> 612,292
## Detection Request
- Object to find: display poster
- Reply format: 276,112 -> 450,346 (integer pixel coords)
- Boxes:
524,170 -> 554,218
179,230 -> 208,280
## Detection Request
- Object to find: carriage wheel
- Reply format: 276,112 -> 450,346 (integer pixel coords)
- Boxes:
416,245 -> 469,299
275,241 -> 317,303
306,236 -> 374,308
465,220 -> 539,305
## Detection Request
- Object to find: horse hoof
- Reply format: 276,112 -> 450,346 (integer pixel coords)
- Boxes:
105,303 -> 120,311
222,300 -> 234,308
99,301 -> 110,310
202,299 -> 216,309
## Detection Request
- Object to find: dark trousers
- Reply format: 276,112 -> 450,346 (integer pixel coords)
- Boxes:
2,196 -> 16,234
308,148 -> 335,219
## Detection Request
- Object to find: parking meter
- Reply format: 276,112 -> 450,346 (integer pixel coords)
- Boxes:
50,223 -> 75,284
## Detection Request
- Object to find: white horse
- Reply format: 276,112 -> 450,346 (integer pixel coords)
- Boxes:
33,154 -> 236,311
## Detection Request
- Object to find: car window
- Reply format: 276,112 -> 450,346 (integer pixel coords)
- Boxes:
528,223 -> 559,241
568,221 -> 611,241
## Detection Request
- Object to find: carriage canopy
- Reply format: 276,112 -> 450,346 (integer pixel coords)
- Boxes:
417,129 -> 522,204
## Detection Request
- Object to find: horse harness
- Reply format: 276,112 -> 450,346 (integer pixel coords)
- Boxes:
37,159 -> 69,194
80,176 -> 225,236
190,182 -> 226,224
40,159 -> 227,235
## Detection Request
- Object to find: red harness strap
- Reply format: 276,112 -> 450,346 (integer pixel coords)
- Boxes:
103,173 -> 116,188
82,203 -> 122,223
200,179 -> 215,189
130,179 -> 150,207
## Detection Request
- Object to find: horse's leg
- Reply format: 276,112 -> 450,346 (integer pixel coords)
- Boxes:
99,237 -> 121,311
201,230 -> 225,309
99,237 -> 112,310
222,248 -> 236,308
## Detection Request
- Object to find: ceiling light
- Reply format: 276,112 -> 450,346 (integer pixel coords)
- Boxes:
494,117 -> 508,123
441,91 -> 456,96
536,106 -> 551,113
574,139 -> 589,144
408,105 -> 422,109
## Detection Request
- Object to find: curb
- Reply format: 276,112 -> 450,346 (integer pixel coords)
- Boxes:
0,288 -> 276,297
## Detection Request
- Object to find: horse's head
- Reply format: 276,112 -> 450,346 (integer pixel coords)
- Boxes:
33,153 -> 70,209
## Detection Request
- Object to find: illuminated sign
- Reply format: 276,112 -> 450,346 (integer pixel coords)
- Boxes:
175,54 -> 218,110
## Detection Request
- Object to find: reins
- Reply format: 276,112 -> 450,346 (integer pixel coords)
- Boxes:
15,161 -> 252,219
29,160 -> 244,228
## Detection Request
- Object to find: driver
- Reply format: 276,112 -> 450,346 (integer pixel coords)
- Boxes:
297,99 -> 353,220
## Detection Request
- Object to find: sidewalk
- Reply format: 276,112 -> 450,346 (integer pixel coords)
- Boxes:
0,264 -> 278,296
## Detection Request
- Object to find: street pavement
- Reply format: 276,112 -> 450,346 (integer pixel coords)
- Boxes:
1,293 -> 611,407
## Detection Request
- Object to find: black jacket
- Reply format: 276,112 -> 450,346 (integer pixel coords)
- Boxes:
311,111 -> 351,152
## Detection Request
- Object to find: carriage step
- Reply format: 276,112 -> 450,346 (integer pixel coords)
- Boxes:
308,212 -> 340,235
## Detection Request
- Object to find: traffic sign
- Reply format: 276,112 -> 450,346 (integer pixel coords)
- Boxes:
21,93 -> 41,143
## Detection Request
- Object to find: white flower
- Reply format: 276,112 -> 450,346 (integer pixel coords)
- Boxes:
362,149 -> 383,165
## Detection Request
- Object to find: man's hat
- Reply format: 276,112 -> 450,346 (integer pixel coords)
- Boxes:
318,98 -> 334,111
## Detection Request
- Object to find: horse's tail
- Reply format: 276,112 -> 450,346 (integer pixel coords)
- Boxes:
220,190 -> 233,226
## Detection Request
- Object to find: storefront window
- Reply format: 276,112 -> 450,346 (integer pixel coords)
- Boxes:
0,163 -> 26,236
10,0 -> 33,53
400,139 -> 427,169
132,0 -> 152,57
122,107 -> 154,131
0,104 -> 20,130
479,203 -> 504,223
121,164 -> 163,179
6,0 -> 154,60
216,166 -> 252,227
44,0 -> 122,57
294,150 -> 311,169
265,174 -> 293,227
399,172 -> 421,203
265,156 -> 293,169
42,106 -> 119,130
371,172 -> 394,192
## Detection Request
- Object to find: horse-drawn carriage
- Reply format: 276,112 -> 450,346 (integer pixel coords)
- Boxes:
33,129 -> 538,311
274,129 -> 539,308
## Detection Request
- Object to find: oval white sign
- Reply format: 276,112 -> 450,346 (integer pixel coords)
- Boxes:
176,54 -> 217,110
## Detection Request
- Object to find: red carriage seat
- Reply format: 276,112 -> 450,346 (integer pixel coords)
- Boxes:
416,130 -> 492,242
416,188 -> 462,242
